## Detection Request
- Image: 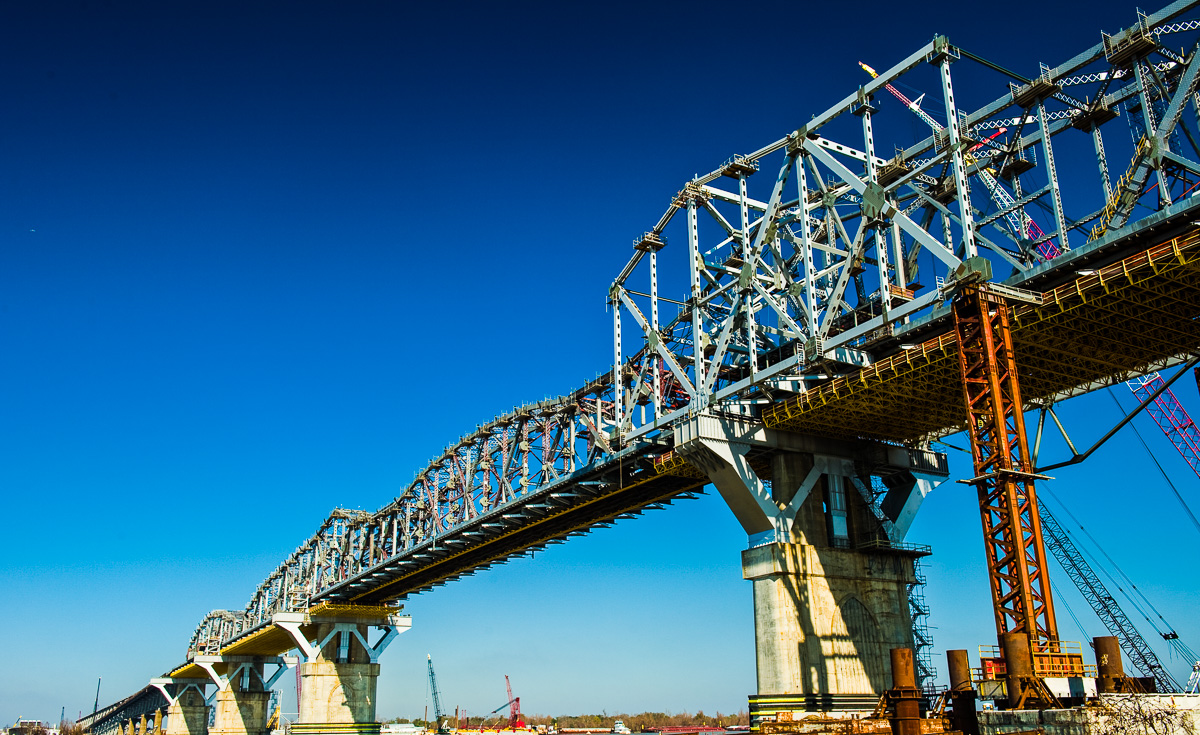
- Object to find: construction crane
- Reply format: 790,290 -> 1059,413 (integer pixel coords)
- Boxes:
482,676 -> 525,731
862,59 -> 1198,691
1036,501 -> 1181,692
1128,372 -> 1200,478
426,655 -> 452,735
504,675 -> 524,730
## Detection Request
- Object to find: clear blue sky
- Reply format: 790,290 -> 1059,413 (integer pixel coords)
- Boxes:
2,0 -> 1199,726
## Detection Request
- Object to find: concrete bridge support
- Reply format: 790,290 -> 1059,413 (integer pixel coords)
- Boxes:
155,657 -> 292,735
149,680 -> 210,735
198,659 -> 286,735
276,607 -> 411,735
673,412 -> 947,717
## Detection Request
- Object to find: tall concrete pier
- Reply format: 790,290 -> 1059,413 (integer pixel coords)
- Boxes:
277,606 -> 410,735
151,680 -> 210,735
210,662 -> 271,735
671,412 -> 945,715
296,623 -> 382,727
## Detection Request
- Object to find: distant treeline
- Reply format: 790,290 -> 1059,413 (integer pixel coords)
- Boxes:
536,712 -> 749,729
388,712 -> 749,729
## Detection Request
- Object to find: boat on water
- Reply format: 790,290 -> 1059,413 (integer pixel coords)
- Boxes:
612,722 -> 631,735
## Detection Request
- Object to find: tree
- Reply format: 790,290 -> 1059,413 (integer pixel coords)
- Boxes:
1091,694 -> 1198,735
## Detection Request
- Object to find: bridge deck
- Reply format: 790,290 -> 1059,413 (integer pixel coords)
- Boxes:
762,221 -> 1200,443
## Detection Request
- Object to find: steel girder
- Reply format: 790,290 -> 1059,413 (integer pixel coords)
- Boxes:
763,225 -> 1200,439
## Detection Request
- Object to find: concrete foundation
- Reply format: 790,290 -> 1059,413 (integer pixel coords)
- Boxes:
742,542 -> 917,706
163,690 -> 209,735
297,661 -> 381,724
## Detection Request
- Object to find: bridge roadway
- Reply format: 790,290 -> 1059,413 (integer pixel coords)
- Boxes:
171,197 -> 1200,674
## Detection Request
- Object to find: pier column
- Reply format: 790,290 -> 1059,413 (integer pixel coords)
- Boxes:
274,605 -> 411,735
298,624 -> 380,725
157,684 -> 210,735
742,541 -> 922,710
209,663 -> 271,735
669,412 -> 946,719
188,656 -> 293,735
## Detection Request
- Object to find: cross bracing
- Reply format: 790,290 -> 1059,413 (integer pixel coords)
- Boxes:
177,0 -> 1200,680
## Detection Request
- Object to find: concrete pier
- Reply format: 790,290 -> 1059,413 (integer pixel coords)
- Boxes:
277,608 -> 410,735
210,663 -> 271,735
742,539 -> 919,706
670,412 -> 946,717
163,689 -> 209,735
297,624 -> 381,726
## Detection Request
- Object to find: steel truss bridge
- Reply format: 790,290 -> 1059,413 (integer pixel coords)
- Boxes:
94,0 -> 1200,726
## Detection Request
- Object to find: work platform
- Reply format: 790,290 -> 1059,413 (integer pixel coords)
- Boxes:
764,208 -> 1200,442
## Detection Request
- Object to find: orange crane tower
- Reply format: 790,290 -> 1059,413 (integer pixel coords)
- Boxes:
952,283 -> 1068,709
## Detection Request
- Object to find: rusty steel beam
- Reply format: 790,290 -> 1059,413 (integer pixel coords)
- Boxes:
951,284 -> 1059,653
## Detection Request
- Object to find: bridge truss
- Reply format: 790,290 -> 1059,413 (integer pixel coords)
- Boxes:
179,0 -> 1200,690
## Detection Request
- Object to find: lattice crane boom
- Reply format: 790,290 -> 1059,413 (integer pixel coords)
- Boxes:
427,655 -> 451,735
505,675 -> 523,729
1037,502 -> 1182,692
1128,372 -> 1200,479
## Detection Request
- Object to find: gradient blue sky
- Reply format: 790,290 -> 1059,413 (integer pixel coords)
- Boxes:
3,0 -> 1199,726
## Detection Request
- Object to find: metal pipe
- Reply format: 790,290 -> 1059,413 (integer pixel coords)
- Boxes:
889,648 -> 921,735
947,650 -> 980,735
892,647 -> 917,689
948,649 -> 973,691
1000,632 -> 1034,710
1095,635 -> 1125,693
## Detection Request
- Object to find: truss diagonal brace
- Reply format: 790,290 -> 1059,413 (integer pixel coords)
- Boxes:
617,288 -> 697,400
803,138 -> 962,269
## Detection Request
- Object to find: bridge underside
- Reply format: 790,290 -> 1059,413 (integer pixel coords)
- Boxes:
198,468 -> 709,662
763,219 -> 1200,443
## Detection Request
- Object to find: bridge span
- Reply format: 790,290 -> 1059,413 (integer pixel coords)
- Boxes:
89,3 -> 1200,735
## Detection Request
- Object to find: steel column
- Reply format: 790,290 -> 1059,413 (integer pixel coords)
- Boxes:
951,285 -> 1059,655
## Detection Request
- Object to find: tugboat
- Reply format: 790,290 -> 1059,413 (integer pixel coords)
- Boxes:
611,722 -> 631,735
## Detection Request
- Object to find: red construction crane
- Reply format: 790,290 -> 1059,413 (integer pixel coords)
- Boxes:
1128,373 -> 1200,479
505,675 -> 524,730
